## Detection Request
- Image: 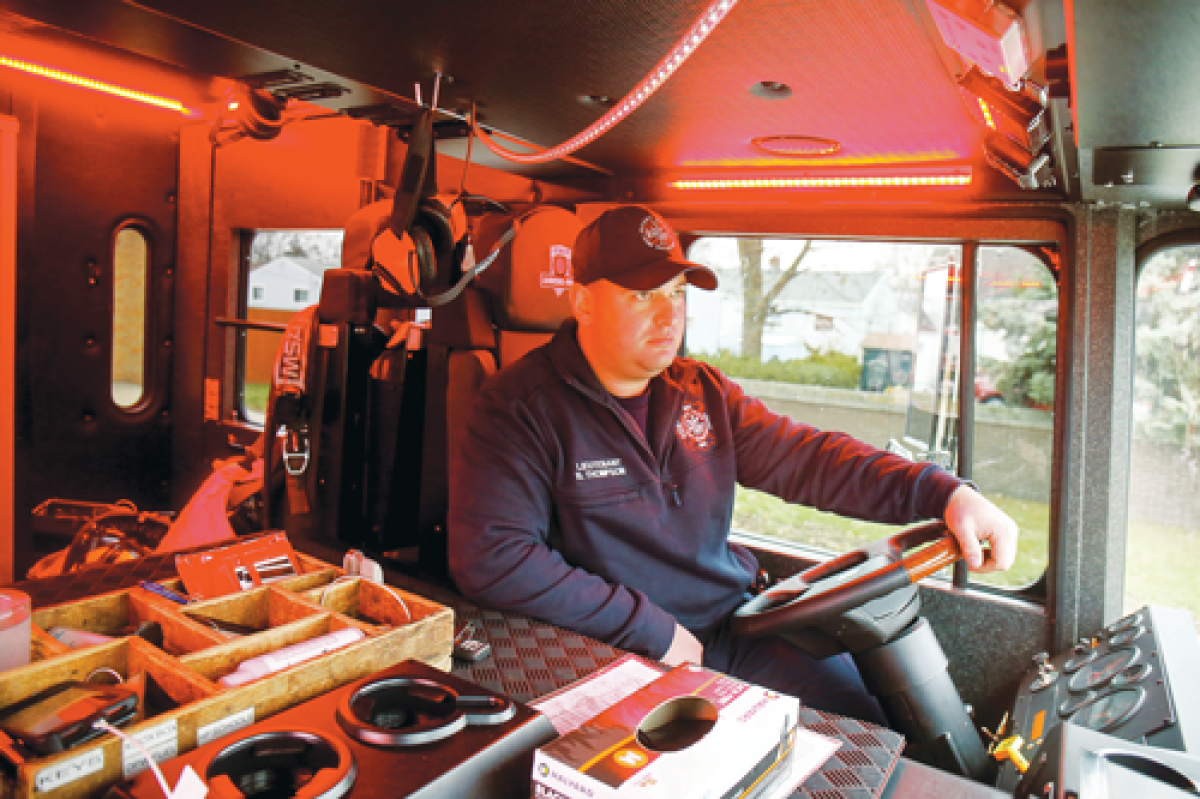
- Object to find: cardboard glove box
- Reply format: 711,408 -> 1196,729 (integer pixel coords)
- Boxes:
531,664 -> 817,799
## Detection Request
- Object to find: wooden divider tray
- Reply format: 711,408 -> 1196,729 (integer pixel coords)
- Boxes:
0,555 -> 453,799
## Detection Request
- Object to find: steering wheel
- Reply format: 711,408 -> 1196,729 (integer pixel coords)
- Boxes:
730,521 -> 962,638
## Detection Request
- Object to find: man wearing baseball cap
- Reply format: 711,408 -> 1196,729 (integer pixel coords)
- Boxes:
448,205 -> 1017,722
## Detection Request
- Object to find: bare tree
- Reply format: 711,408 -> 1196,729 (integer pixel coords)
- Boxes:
738,239 -> 813,361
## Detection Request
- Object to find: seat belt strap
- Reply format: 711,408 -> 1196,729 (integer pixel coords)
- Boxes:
270,306 -> 320,530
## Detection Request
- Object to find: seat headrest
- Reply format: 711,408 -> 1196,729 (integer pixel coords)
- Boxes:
473,206 -> 582,332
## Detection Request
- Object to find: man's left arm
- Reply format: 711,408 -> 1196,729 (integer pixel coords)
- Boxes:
719,371 -> 1019,572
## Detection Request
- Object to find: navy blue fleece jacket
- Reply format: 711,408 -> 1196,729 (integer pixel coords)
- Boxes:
447,320 -> 964,660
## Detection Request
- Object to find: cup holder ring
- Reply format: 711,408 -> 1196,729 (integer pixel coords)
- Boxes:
336,677 -> 468,747
205,728 -> 356,799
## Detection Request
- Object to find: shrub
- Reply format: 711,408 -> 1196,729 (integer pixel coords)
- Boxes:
697,349 -> 861,389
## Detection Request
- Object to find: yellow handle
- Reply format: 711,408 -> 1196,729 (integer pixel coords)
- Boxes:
994,735 -> 1030,773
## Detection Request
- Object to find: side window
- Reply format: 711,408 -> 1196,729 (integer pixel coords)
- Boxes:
1130,245 -> 1200,625
973,246 -> 1057,588
237,230 -> 343,424
685,237 -> 1056,589
112,225 -> 148,409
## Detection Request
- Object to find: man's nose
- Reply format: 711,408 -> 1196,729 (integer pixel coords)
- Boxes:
653,296 -> 678,326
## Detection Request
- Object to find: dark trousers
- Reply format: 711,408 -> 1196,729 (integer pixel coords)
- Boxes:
701,616 -> 888,726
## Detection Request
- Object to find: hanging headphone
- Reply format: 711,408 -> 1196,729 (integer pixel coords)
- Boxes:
380,109 -> 457,297
368,110 -> 514,306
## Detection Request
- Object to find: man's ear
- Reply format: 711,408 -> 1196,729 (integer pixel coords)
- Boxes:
570,282 -> 592,325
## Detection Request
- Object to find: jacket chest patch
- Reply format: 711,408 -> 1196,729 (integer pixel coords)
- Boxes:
575,458 -> 627,481
675,400 -> 715,452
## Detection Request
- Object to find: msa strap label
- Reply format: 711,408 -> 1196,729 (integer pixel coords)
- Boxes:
274,306 -> 316,395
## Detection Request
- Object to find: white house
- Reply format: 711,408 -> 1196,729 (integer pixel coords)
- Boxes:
247,256 -> 337,311
687,266 -> 914,362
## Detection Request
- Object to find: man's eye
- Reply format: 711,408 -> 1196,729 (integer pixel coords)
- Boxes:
635,292 -> 652,301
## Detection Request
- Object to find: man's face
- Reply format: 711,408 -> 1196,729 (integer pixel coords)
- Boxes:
573,272 -> 689,396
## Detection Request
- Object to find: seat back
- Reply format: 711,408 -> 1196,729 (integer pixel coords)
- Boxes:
400,205 -> 580,574
472,205 -> 581,367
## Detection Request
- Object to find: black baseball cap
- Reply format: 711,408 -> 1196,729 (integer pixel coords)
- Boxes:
573,206 -> 718,291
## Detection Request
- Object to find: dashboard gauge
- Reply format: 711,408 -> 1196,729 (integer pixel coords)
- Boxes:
1067,647 -> 1139,693
1063,646 -> 1098,674
1059,690 -> 1096,718
1106,611 -> 1143,635
1070,687 -> 1147,733
1109,626 -> 1145,647
1110,662 -> 1153,688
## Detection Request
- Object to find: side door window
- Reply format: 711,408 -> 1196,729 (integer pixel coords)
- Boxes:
1130,244 -> 1200,626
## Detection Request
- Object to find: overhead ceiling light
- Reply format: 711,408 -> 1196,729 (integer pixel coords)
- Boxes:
749,81 -> 793,100
0,54 -> 192,115
750,135 -> 841,157
670,167 -> 972,190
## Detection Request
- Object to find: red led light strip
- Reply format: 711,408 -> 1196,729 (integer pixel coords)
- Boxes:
472,0 -> 738,163
0,55 -> 190,115
671,171 -> 972,189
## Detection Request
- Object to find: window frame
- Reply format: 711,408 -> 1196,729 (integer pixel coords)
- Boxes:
232,230 -> 259,424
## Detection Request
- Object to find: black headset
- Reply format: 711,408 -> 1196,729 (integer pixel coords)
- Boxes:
387,109 -> 457,297
379,109 -> 515,307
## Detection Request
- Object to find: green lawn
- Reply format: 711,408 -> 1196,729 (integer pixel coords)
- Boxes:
733,487 -> 1199,627
245,383 -> 269,421
1125,518 -> 1200,623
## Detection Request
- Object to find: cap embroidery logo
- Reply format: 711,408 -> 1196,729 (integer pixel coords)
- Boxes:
675,400 -> 715,451
639,215 -> 676,251
539,245 -> 574,296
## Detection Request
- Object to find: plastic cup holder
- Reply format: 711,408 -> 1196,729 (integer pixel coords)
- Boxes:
336,677 -> 515,747
205,729 -> 356,799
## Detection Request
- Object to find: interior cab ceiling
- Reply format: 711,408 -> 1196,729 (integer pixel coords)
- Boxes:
1,0 -> 1199,208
